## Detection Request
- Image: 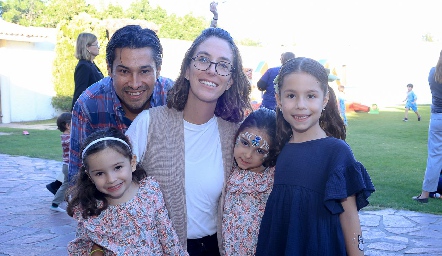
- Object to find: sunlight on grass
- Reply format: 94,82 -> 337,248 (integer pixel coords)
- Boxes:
379,105 -> 410,113
20,118 -> 58,125
0,128 -> 61,161
346,105 -> 441,214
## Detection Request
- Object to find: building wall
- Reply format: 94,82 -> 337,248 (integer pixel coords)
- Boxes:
0,40 -> 58,123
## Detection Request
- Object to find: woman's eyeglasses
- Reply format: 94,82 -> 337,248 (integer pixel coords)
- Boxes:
191,55 -> 233,76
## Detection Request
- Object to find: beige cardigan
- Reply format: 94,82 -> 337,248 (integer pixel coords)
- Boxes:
142,106 -> 237,252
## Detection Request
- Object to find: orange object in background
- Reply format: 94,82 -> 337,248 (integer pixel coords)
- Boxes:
348,102 -> 370,113
251,101 -> 261,110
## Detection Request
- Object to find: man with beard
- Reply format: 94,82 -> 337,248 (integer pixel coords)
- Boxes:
68,25 -> 171,182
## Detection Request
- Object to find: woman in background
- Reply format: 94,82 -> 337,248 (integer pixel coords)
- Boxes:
71,32 -> 104,110
413,50 -> 442,203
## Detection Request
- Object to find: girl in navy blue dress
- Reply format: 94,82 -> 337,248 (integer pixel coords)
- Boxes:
256,57 -> 375,256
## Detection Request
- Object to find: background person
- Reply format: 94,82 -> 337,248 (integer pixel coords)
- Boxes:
402,83 -> 421,122
48,112 -> 72,213
257,52 -> 295,110
413,50 -> 442,203
71,32 -> 104,110
126,27 -> 251,255
338,85 -> 348,125
68,25 -> 170,183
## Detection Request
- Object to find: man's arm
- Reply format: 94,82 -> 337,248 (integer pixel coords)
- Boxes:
257,70 -> 270,91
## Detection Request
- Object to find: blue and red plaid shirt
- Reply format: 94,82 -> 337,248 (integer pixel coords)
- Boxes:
68,76 -> 173,182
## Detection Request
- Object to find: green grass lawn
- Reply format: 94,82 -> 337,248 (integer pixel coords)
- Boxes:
0,126 -> 62,161
345,105 -> 441,214
0,106 -> 440,214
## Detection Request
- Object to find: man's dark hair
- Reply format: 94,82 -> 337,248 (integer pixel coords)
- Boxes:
106,25 -> 163,71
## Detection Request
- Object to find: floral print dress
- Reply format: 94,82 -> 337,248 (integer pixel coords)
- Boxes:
222,166 -> 275,256
68,177 -> 188,256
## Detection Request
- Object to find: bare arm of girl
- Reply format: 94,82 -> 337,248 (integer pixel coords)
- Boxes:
339,195 -> 364,256
90,244 -> 104,256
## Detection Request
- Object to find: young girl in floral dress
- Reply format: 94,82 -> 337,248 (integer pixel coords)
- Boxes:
222,108 -> 277,255
67,128 -> 187,256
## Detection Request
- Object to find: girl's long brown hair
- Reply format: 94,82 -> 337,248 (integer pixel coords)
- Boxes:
275,57 -> 346,151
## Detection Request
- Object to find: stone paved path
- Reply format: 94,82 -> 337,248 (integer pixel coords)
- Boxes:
0,153 -> 441,255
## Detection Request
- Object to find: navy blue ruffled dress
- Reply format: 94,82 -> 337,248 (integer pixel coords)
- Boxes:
256,137 -> 375,256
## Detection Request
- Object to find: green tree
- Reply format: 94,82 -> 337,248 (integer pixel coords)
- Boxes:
422,33 -> 434,42
126,0 -> 206,40
51,12 -> 107,111
158,14 -> 205,40
1,0 -> 46,26
238,38 -> 262,47
98,3 -> 124,19
39,0 -> 96,28
125,0 -> 153,20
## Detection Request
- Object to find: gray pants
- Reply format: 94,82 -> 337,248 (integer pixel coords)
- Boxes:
52,164 -> 68,205
423,113 -> 442,192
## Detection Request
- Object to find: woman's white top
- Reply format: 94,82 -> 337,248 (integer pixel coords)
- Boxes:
126,110 -> 224,239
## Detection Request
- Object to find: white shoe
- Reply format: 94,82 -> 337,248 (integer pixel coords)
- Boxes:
50,206 -> 66,213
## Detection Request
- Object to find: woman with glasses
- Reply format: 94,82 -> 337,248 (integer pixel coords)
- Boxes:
71,32 -> 104,110
126,27 -> 251,255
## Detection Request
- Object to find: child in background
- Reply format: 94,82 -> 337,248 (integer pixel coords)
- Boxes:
256,57 -> 375,256
222,108 -> 277,256
45,178 -> 62,195
49,112 -> 71,212
403,83 -> 421,121
67,128 -> 187,256
337,85 -> 348,126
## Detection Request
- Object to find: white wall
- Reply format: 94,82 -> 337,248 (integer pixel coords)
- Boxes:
0,40 -> 59,123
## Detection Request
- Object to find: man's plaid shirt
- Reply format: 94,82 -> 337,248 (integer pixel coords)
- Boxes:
68,76 -> 173,182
